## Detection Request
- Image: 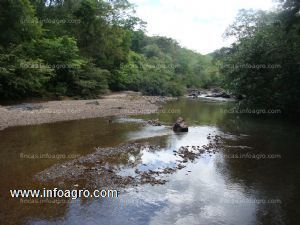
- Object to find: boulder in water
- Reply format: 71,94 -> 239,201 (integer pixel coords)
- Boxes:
173,117 -> 188,132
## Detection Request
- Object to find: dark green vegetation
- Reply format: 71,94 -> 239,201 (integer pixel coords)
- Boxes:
1,0 -> 299,114
215,0 -> 300,113
0,0 -> 219,100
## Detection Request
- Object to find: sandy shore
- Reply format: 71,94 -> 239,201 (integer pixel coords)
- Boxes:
0,92 -> 175,130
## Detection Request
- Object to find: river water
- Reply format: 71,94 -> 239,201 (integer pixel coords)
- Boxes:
0,98 -> 299,225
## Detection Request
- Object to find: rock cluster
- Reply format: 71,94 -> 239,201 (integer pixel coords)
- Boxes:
35,135 -> 222,189
147,119 -> 161,126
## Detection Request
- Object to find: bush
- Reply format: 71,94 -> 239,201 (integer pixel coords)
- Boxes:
73,65 -> 109,98
0,48 -> 53,99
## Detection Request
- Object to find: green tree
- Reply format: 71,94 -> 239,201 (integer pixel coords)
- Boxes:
217,8 -> 300,113
0,0 -> 42,45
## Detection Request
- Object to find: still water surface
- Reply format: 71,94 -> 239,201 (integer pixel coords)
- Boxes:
0,98 -> 299,225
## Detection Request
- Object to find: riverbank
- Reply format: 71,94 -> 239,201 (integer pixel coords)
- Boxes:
0,92 -> 175,130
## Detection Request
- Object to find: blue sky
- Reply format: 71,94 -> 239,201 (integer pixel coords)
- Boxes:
130,0 -> 277,54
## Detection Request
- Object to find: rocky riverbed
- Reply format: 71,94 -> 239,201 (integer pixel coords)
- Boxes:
35,134 -> 223,189
187,88 -> 239,101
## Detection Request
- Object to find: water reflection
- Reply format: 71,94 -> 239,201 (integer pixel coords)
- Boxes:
0,98 -> 299,225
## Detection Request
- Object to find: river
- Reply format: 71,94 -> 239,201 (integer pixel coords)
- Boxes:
0,98 -> 299,225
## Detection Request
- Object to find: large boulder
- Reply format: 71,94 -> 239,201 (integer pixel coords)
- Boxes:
173,117 -> 188,132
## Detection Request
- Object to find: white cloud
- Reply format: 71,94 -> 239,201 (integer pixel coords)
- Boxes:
130,0 -> 276,54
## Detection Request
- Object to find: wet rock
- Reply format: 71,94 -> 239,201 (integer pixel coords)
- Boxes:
177,164 -> 186,170
178,146 -> 198,161
139,172 -> 166,185
187,89 -> 203,97
147,119 -> 161,126
173,117 -> 188,132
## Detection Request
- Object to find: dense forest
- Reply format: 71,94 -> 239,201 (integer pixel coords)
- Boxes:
0,0 -> 220,100
215,0 -> 300,113
0,0 -> 299,113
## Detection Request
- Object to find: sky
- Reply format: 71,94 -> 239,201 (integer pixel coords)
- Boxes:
130,0 -> 277,54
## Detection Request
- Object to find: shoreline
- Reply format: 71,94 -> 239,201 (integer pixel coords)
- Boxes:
0,92 -> 175,130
